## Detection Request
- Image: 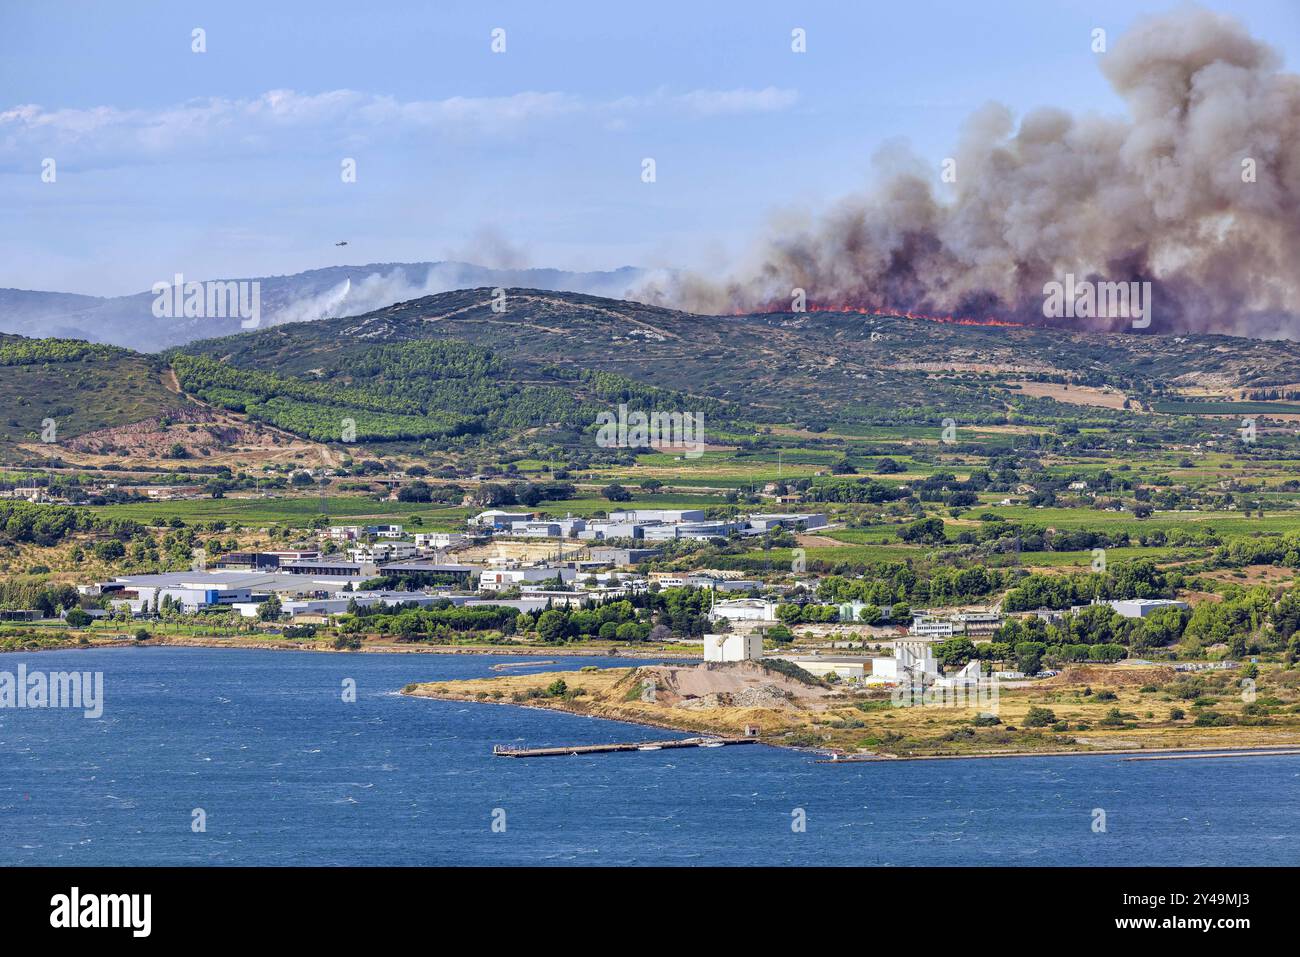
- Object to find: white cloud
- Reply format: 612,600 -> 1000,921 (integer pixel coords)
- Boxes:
0,86 -> 797,169
674,86 -> 800,115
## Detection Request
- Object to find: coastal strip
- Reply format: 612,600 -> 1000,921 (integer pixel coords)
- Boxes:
815,744 -> 1300,764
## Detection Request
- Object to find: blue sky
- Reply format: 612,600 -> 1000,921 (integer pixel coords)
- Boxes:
3,0 -> 1298,295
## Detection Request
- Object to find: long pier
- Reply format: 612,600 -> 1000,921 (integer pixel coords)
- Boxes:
493,736 -> 756,758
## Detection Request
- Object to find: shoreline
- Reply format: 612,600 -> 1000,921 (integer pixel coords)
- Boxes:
0,635 -> 703,659
406,660 -> 1300,764
14,641 -> 1300,765
405,686 -> 1300,763
815,743 -> 1300,763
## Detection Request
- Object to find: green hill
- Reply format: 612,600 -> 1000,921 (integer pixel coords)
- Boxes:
0,335 -> 185,445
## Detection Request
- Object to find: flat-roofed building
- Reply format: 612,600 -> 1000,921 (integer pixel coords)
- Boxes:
745,513 -> 829,533
608,509 -> 707,524
710,598 -> 778,623
704,633 -> 763,663
348,542 -> 419,563
279,560 -> 377,579
588,547 -> 662,566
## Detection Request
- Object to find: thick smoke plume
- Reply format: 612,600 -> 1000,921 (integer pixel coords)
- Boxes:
642,7 -> 1300,337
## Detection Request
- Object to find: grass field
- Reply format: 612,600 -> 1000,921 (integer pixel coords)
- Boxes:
88,490 -> 733,529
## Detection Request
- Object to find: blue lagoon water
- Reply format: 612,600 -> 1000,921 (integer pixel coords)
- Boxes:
1,647 -> 1297,866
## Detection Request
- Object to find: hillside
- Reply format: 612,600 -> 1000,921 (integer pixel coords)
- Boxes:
8,286 -> 1300,467
178,287 -> 1300,432
0,263 -> 643,349
0,335 -> 185,446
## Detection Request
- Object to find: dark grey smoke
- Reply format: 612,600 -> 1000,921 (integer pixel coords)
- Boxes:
641,6 -> 1300,337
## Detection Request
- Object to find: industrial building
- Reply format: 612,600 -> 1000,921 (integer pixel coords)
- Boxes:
703,632 -> 763,663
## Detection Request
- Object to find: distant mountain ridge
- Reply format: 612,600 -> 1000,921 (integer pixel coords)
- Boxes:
8,287 -> 1300,463
179,287 -> 1300,429
0,262 -> 645,350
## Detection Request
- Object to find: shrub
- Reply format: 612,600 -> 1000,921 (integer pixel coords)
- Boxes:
1023,706 -> 1057,728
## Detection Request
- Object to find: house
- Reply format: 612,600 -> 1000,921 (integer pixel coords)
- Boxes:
510,521 -> 563,538
328,526 -> 364,542
910,615 -> 955,639
479,567 -> 576,592
703,632 -> 764,663
472,510 -> 535,529
365,524 -> 404,539
0,487 -> 49,503
119,485 -> 205,500
348,542 -> 419,563
953,611 -> 1003,636
1107,598 -> 1189,619
414,532 -> 465,550
710,598 -> 778,623
745,513 -> 829,533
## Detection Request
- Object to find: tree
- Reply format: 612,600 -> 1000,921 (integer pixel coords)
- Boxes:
602,483 -> 632,502
934,637 -> 977,667
397,481 -> 433,503
93,539 -> 126,561
898,517 -> 946,545
1024,706 -> 1057,727
776,603 -> 804,624
258,594 -> 283,621
536,609 -> 569,642
767,624 -> 794,643
64,608 -> 91,628
1014,641 -> 1046,675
